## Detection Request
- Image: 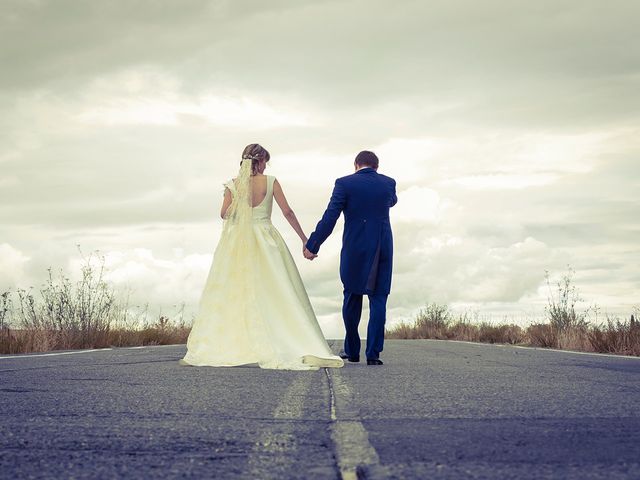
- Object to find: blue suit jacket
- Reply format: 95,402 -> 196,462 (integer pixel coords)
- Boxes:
306,168 -> 397,295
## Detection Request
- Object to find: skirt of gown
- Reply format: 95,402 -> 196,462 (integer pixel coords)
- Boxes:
181,218 -> 344,370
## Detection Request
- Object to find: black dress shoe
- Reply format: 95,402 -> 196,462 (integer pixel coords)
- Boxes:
339,351 -> 360,362
367,359 -> 384,365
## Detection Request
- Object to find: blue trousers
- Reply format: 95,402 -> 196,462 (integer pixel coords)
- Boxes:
342,291 -> 388,360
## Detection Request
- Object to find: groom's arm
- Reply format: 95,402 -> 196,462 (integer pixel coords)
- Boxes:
305,179 -> 347,255
390,178 -> 398,207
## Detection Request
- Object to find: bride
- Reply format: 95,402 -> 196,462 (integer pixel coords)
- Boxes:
180,143 -> 344,370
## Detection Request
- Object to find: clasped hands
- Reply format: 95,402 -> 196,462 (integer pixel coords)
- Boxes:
303,247 -> 317,261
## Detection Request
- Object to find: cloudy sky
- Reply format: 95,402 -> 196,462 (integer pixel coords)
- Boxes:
1,0 -> 638,336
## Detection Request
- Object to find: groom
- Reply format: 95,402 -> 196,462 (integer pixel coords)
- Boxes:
304,151 -> 397,365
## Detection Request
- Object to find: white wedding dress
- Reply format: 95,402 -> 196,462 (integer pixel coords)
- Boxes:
181,174 -> 344,370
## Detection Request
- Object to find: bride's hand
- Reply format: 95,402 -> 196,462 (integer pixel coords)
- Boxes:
303,247 -> 318,260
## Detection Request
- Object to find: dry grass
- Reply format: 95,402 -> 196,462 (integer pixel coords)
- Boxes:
388,306 -> 640,357
388,267 -> 639,356
1,319 -> 191,354
106,316 -> 191,348
587,316 -> 640,356
1,252 -> 191,355
387,304 -> 527,344
386,304 -> 526,344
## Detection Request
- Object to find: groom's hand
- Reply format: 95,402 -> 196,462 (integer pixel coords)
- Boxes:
303,247 -> 318,261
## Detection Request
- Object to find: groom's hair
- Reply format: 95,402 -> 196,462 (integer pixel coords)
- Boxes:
355,150 -> 379,169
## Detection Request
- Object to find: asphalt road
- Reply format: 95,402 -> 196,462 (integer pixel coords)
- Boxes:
1,340 -> 639,479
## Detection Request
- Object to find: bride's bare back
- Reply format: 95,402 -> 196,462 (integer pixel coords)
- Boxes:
220,175 -> 268,217
250,174 -> 268,207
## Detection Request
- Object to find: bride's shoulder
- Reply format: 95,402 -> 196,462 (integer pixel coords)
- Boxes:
223,177 -> 237,191
260,174 -> 276,184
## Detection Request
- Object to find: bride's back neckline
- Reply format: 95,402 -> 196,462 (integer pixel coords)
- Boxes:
232,174 -> 270,208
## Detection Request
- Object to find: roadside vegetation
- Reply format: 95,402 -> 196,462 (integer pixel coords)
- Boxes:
0,252 -> 189,354
2,257 -> 637,357
387,267 -> 640,357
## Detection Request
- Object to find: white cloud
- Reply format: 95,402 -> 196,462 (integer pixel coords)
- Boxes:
462,237 -> 552,302
0,175 -> 19,188
64,248 -> 212,316
0,243 -> 31,290
67,68 -> 316,129
375,137 -> 442,184
77,91 -> 314,129
393,186 -> 449,224
442,173 -> 560,190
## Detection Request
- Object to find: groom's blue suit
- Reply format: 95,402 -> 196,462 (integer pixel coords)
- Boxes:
306,167 -> 397,360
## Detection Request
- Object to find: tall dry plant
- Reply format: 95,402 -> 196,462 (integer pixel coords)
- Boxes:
544,266 -> 589,332
0,291 -> 10,332
14,252 -> 117,351
542,265 -> 596,350
0,290 -> 24,353
414,303 -> 452,339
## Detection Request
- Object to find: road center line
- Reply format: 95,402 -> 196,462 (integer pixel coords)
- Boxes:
324,368 -> 387,480
246,374 -> 311,476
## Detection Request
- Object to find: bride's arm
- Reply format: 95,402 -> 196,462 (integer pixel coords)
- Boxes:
273,179 -> 308,244
220,188 -> 232,219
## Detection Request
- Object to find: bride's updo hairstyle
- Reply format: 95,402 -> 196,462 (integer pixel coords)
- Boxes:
241,143 -> 270,175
